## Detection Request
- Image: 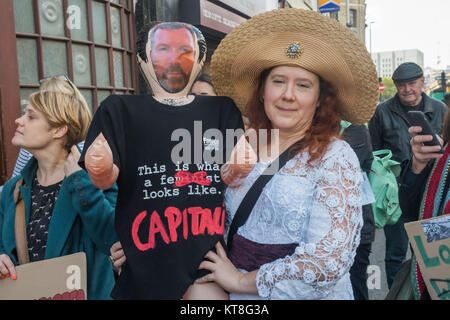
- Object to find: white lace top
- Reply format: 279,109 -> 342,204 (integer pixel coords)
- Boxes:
224,139 -> 363,300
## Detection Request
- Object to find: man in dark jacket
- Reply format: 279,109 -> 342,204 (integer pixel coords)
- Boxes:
368,62 -> 448,289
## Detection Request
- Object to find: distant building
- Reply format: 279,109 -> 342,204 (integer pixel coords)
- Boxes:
372,49 -> 424,79
282,0 -> 366,44
283,0 -> 317,10
335,0 -> 366,44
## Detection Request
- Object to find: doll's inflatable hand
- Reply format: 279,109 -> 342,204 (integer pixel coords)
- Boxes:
85,133 -> 119,189
221,135 -> 257,188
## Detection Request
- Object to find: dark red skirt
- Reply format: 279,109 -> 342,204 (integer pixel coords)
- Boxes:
228,234 -> 297,271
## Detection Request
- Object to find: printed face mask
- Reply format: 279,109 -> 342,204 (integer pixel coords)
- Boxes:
151,27 -> 194,93
137,22 -> 206,99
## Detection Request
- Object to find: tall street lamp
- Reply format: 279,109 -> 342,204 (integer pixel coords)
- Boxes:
368,21 -> 375,56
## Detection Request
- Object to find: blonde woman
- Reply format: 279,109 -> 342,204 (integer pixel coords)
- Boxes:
11,77 -> 86,178
0,77 -> 118,299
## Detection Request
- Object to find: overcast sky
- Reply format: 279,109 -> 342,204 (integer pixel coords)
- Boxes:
365,0 -> 450,69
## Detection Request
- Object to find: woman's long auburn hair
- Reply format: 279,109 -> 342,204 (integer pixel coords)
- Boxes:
245,67 -> 342,164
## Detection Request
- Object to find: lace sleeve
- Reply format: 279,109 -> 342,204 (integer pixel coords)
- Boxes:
255,147 -> 363,298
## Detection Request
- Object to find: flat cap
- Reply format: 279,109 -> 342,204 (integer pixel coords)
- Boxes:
392,62 -> 423,82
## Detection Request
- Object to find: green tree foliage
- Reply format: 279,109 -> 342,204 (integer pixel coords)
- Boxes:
380,77 -> 397,102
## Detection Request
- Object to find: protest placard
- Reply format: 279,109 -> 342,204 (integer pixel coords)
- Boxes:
405,215 -> 450,300
0,252 -> 86,300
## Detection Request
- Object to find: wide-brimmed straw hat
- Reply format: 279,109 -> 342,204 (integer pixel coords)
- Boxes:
211,8 -> 379,124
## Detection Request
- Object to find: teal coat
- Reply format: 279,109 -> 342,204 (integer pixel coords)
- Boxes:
0,158 -> 118,299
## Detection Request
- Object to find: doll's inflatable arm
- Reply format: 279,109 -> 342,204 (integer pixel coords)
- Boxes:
221,135 -> 257,188
85,133 -> 119,190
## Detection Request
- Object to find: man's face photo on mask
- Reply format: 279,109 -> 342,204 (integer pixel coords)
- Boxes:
150,26 -> 195,93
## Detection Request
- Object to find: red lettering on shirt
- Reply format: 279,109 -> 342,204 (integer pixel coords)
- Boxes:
149,210 -> 170,248
131,205 -> 226,251
183,208 -> 188,240
165,207 -> 182,242
132,210 -> 152,251
174,171 -> 212,187
188,207 -> 203,236
215,205 -> 226,234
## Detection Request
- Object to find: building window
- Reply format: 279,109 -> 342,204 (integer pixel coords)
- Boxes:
14,0 -> 137,114
330,11 -> 339,21
348,9 -> 357,27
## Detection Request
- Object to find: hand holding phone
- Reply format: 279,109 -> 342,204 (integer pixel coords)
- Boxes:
407,110 -> 443,154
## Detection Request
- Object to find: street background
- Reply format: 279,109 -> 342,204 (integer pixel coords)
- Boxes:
368,228 -> 411,300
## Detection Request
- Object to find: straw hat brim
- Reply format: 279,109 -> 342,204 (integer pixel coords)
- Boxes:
211,8 -> 379,124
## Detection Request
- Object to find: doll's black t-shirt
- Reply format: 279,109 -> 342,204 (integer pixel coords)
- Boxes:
79,94 -> 244,299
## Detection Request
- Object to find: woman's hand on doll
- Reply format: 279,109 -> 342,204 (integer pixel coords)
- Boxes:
195,242 -> 257,295
110,241 -> 126,275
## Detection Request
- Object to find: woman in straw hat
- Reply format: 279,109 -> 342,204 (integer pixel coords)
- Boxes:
0,76 -> 118,299
195,8 -> 379,299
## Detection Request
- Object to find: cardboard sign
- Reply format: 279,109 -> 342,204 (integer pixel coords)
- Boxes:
0,252 -> 87,300
405,215 -> 450,300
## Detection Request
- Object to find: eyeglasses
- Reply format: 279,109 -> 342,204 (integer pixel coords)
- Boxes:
39,74 -> 71,84
39,74 -> 76,88
39,75 -> 77,92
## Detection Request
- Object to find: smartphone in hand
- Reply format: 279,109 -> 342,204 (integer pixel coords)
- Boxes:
406,110 -> 443,153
